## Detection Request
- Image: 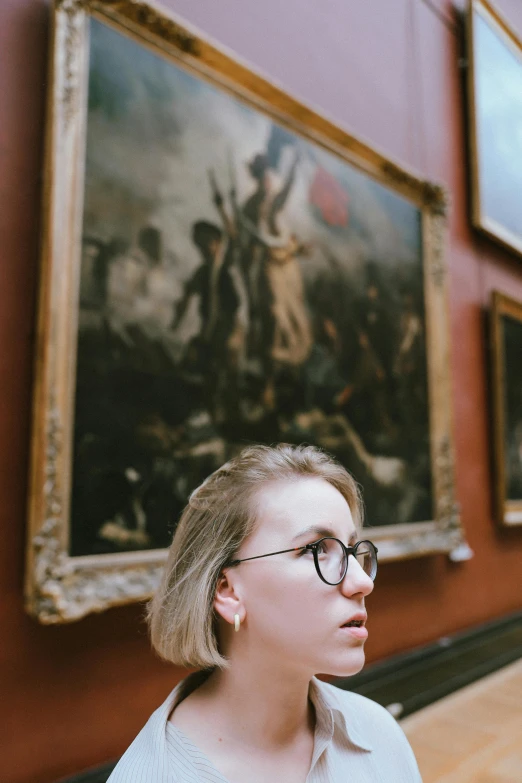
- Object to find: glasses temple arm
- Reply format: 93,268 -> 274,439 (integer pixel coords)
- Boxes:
229,546 -> 305,565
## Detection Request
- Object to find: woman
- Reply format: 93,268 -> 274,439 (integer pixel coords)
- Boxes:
108,444 -> 421,782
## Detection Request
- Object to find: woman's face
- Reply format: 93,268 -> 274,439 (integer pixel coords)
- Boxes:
231,477 -> 374,678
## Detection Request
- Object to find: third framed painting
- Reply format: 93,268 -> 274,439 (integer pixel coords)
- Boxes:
490,291 -> 522,526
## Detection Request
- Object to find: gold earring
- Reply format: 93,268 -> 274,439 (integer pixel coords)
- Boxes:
234,613 -> 241,632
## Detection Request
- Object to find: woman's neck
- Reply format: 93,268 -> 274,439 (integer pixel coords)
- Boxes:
181,662 -> 315,751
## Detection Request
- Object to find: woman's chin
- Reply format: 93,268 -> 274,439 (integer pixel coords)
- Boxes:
326,650 -> 366,678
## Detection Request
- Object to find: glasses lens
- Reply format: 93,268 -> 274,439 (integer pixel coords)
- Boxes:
355,541 -> 378,580
315,538 -> 347,584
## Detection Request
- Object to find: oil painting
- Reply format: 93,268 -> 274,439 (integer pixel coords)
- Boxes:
74,16 -> 431,556
25,0 -> 465,622
468,0 -> 522,256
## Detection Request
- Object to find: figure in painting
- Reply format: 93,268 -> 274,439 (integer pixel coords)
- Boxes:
203,141 -> 313,414
237,148 -> 313,409
171,220 -> 245,423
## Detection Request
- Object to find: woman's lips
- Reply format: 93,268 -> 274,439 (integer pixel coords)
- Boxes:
340,625 -> 368,640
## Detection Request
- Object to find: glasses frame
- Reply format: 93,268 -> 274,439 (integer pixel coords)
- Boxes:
228,537 -> 378,585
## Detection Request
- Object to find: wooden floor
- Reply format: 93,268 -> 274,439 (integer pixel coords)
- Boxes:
401,658 -> 522,783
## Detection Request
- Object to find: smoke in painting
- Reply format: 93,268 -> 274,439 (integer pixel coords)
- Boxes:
70,17 -> 432,556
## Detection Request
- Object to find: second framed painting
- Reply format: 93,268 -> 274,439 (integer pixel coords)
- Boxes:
467,0 -> 522,256
26,0 -> 466,623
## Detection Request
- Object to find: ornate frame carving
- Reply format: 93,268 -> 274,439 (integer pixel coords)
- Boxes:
26,0 -> 467,623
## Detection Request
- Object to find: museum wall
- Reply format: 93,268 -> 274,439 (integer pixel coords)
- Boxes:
1,0 -> 522,781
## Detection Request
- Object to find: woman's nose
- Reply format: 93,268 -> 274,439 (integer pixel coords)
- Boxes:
341,554 -> 374,597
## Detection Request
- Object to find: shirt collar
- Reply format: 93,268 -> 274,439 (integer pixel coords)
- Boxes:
161,672 -> 373,754
309,676 -> 373,752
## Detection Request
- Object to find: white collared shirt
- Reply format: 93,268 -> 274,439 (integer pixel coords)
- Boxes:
108,672 -> 422,782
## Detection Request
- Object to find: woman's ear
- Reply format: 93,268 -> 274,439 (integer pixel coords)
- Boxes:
214,569 -> 244,626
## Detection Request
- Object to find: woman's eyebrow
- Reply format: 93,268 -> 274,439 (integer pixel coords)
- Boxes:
292,525 -> 358,545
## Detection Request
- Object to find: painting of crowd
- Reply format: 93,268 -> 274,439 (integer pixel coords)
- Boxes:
69,18 -> 432,556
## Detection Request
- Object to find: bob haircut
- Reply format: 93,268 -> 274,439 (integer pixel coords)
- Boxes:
147,443 -> 363,670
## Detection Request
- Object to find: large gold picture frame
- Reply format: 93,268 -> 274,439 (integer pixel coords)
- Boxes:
26,0 -> 467,624
490,291 -> 522,526
467,0 -> 522,257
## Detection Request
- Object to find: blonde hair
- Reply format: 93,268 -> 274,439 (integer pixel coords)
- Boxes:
147,443 -> 362,669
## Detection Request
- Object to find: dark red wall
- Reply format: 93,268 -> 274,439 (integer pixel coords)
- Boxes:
1,1 -> 522,781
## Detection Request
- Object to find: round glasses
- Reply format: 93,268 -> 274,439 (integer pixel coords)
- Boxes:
228,537 -> 378,586
307,537 -> 378,585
